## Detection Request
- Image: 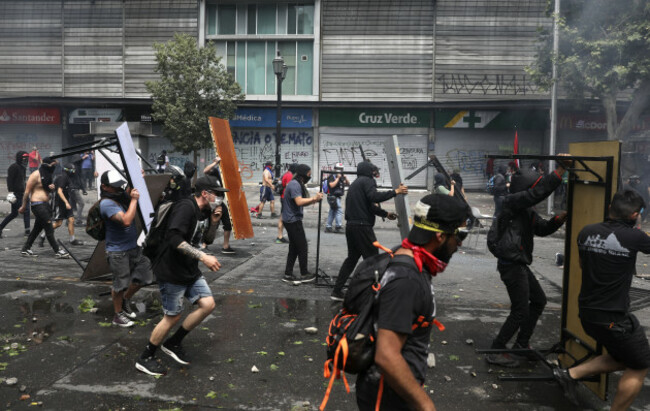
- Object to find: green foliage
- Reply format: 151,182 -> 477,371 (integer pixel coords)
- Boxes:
79,296 -> 96,313
146,33 -> 245,154
527,0 -> 650,139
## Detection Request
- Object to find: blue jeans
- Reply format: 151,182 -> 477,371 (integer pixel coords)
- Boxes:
158,276 -> 212,316
326,196 -> 343,228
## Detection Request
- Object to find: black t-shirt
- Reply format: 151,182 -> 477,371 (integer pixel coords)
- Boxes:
154,198 -> 206,285
375,255 -> 435,383
327,174 -> 345,197
207,166 -> 224,187
578,219 -> 650,317
54,174 -> 71,205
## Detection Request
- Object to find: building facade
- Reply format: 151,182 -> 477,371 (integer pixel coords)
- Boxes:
1,0 -> 640,187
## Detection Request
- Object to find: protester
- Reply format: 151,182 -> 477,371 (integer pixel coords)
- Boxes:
156,150 -> 169,173
28,146 -> 41,174
0,151 -> 30,238
325,163 -> 349,233
330,161 -> 408,301
135,175 -> 224,376
80,151 -> 95,189
254,160 -> 277,219
486,157 -> 570,367
281,164 -> 323,285
275,163 -> 296,244
203,156 -> 235,254
67,158 -> 87,225
180,161 -> 197,198
159,165 -> 186,203
450,168 -> 465,197
18,157 -> 69,259
38,163 -> 83,247
433,173 -> 454,196
356,194 -> 470,410
492,165 -> 508,217
554,190 -> 650,409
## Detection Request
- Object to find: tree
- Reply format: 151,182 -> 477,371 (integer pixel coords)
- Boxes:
146,32 -> 245,159
527,0 -> 650,140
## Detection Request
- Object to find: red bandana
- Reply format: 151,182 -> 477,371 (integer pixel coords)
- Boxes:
401,238 -> 447,275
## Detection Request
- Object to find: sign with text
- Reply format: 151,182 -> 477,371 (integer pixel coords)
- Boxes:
229,108 -> 312,128
0,108 -> 60,125
434,109 -> 547,130
320,109 -> 430,128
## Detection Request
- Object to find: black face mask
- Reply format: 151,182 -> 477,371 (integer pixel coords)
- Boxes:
623,219 -> 637,228
433,237 -> 454,264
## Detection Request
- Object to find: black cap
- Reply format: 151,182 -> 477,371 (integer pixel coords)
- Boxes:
195,175 -> 228,194
509,169 -> 543,193
408,194 -> 470,245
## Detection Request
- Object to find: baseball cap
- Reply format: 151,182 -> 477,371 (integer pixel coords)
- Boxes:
509,168 -> 543,193
100,170 -> 127,190
195,175 -> 228,194
408,194 -> 470,245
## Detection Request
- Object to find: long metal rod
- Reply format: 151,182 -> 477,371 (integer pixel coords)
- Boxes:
61,136 -> 116,152
50,141 -> 116,161
547,0 -> 561,214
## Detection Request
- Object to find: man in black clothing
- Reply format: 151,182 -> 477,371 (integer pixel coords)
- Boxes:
356,194 -> 469,410
554,190 -> 650,409
492,165 -> 508,216
39,163 -> 83,247
204,156 -> 235,254
486,157 -> 569,367
330,161 -> 408,301
0,151 -> 30,237
136,176 -> 225,376
325,162 -> 349,233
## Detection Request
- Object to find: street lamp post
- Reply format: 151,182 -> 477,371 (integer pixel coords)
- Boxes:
273,51 -> 288,178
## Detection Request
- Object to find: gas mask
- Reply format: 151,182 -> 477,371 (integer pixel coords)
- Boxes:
209,196 -> 223,212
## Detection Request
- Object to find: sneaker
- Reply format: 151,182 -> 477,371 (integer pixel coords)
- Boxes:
37,236 -> 45,247
256,213 -> 264,219
325,227 -> 333,233
485,353 -> 520,368
335,226 -> 344,233
135,356 -> 166,376
69,239 -> 84,246
221,247 -> 235,254
122,299 -> 136,319
281,275 -> 301,286
275,237 -> 289,244
161,343 -> 190,365
553,367 -> 579,405
270,212 -> 278,218
21,249 -> 37,257
55,249 -> 70,259
330,290 -> 345,301
112,312 -> 134,328
299,273 -> 317,283
82,191 -> 88,195
24,229 -> 30,236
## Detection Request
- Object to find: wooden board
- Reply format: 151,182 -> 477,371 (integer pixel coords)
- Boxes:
559,140 -> 620,400
208,117 -> 254,240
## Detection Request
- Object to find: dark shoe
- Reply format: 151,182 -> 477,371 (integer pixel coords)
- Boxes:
325,227 -> 333,233
485,353 -> 520,368
256,213 -> 264,219
275,237 -> 289,244
270,212 -> 278,218
330,290 -> 345,302
135,356 -> 166,376
54,249 -> 70,259
0,230 -> 3,238
82,191 -> 88,195
37,236 -> 45,247
553,367 -> 579,405
299,273 -> 316,283
161,343 -> 190,365
69,239 -> 84,246
221,247 -> 235,254
24,229 -> 31,236
281,275 -> 301,286
21,249 -> 38,257
112,312 -> 134,328
122,299 -> 136,319
510,342 -> 539,361
335,226 -> 344,233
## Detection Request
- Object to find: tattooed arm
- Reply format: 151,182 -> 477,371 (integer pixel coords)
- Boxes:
177,241 -> 221,271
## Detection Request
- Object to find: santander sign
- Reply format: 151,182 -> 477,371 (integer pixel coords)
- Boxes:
0,108 -> 60,125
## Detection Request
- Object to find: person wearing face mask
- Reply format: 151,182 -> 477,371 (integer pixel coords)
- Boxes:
99,170 -> 152,328
204,156 -> 235,254
281,164 -> 323,285
135,175 -> 224,376
18,157 -> 69,259
553,190 -> 650,408
355,194 -> 470,410
0,151 -> 31,238
38,163 -> 84,247
330,160 -> 408,301
486,156 -> 570,367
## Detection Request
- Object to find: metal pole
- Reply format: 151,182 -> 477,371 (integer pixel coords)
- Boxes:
275,73 -> 282,178
547,0 -> 561,215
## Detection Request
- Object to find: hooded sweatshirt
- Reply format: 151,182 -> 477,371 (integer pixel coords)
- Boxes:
344,161 -> 396,226
7,151 -> 28,193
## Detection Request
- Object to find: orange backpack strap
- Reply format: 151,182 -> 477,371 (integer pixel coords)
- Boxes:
375,374 -> 384,411
372,241 -> 394,257
320,336 -> 351,411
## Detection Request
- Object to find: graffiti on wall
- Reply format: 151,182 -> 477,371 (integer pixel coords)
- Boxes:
437,74 -> 543,96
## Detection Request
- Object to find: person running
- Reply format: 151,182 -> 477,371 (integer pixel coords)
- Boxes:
255,161 -> 276,219
554,190 -> 650,409
18,157 -> 69,259
135,175 -> 225,376
203,156 -> 235,254
38,163 -> 84,247
0,151 -> 30,238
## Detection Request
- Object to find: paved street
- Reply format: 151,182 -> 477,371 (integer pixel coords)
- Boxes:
1,189 -> 650,410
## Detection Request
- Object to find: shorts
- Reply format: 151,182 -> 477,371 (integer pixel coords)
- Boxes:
216,203 -> 232,231
581,313 -> 650,370
158,276 -> 212,316
54,204 -> 74,221
107,247 -> 154,292
260,185 -> 274,202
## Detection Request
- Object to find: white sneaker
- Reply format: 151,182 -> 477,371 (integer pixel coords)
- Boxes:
21,249 -> 38,257
55,249 -> 70,259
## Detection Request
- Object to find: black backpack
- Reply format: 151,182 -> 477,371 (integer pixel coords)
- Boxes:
142,201 -> 175,262
320,249 -> 436,410
157,154 -> 166,166
85,200 -> 106,241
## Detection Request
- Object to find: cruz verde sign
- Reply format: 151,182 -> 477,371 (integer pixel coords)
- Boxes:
320,109 -> 430,128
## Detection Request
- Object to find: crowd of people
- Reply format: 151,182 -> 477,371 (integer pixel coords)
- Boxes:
2,148 -> 649,410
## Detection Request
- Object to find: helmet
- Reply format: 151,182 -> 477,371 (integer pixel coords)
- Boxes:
334,162 -> 344,172
167,165 -> 185,189
63,163 -> 76,174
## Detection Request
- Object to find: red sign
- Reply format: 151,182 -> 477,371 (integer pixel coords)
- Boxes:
0,108 -> 60,125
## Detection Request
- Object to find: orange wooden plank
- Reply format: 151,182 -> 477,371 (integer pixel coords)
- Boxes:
208,117 -> 254,239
